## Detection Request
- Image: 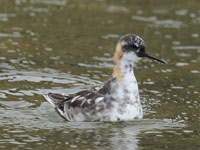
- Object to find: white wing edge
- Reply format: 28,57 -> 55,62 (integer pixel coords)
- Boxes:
43,94 -> 66,118
43,94 -> 56,108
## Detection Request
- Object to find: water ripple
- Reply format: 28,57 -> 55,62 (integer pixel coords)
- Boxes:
107,5 -> 129,13
0,13 -> 16,22
0,70 -> 100,85
16,0 -> 67,5
172,46 -> 200,50
132,16 -> 186,28
0,32 -> 23,38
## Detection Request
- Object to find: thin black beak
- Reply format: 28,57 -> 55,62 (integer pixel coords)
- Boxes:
145,53 -> 166,64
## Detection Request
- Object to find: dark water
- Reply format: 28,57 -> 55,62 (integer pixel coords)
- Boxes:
0,0 -> 200,149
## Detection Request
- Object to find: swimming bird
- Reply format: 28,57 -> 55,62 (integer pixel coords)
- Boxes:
44,34 -> 166,121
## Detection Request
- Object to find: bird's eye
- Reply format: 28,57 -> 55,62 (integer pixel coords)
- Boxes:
131,45 -> 138,49
122,44 -> 138,52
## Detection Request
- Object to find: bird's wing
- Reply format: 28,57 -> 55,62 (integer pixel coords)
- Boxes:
96,77 -> 116,95
43,77 -> 116,121
44,90 -> 105,113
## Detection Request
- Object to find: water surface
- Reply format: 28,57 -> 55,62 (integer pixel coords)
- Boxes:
0,0 -> 200,149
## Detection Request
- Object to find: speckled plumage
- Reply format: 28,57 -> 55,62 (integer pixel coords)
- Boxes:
44,34 -> 166,122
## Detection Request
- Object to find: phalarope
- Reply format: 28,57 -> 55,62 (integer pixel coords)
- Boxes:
44,34 -> 166,121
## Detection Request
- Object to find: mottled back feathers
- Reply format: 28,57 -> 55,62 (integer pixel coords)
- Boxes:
45,77 -> 116,115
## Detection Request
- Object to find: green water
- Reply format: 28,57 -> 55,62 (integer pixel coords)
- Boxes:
0,0 -> 200,149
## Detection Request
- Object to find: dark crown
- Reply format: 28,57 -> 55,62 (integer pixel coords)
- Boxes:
119,34 -> 145,49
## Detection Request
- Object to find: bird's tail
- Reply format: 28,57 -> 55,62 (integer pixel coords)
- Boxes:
43,94 -> 56,108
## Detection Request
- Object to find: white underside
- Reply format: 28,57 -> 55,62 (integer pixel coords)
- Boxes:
108,52 -> 143,121
108,74 -> 142,121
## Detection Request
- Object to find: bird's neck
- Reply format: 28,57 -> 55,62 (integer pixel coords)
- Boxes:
112,60 -> 135,82
112,45 -> 140,82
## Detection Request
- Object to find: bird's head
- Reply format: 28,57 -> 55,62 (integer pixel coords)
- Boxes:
113,34 -> 166,65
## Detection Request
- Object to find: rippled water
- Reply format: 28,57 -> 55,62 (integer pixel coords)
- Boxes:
0,0 -> 200,149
